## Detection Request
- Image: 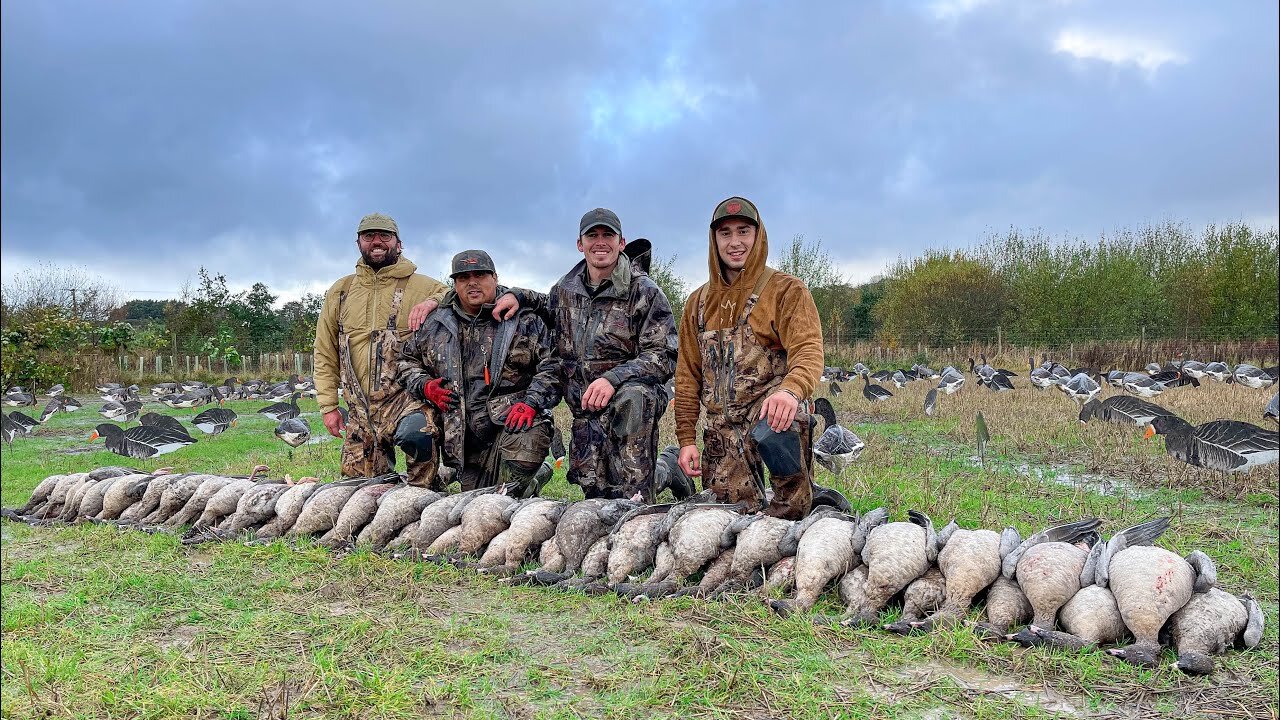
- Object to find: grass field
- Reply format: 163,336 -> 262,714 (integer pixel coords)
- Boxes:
2,379 -> 1277,719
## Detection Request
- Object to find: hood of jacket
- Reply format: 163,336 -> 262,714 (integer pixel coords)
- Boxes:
702,197 -> 771,330
354,256 -> 418,281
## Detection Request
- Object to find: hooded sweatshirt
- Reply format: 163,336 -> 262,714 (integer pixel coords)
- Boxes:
314,256 -> 448,414
673,208 -> 824,447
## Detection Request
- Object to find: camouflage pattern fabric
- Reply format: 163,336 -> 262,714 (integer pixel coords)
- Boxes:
696,269 -> 813,518
337,276 -> 439,488
516,254 -> 677,498
568,382 -> 669,501
395,288 -> 552,488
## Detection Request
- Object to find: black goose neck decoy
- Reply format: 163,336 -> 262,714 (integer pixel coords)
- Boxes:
259,392 -> 301,421
861,373 -> 893,401
812,397 -> 864,474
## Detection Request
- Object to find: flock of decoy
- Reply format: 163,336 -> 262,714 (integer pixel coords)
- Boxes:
2,377 -> 319,456
818,356 -> 1280,476
2,466 -> 1266,676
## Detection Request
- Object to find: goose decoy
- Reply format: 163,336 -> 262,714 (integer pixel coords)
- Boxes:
936,370 -> 965,395
969,357 -> 995,385
160,392 -> 209,409
1231,363 -> 1275,389
911,364 -> 939,380
1078,396 -> 1174,426
891,371 -> 909,389
1122,373 -> 1166,398
1265,393 -> 1279,424
1056,372 -> 1100,405
274,416 -> 311,447
861,373 -> 893,402
4,413 -> 31,446
150,382 -> 180,397
45,384 -> 65,397
923,388 -> 938,417
1145,416 -> 1279,474
1178,360 -> 1208,379
1103,369 -> 1127,388
38,397 -> 66,423
180,380 -> 209,392
139,412 -> 189,434
828,381 -> 842,398
986,372 -> 1015,392
259,392 -> 301,421
1202,362 -> 1230,382
1145,362 -> 1163,375
851,362 -> 868,377
1029,357 -> 1056,390
812,397 -> 864,475
2,390 -> 35,407
100,399 -> 143,422
90,422 -> 196,459
192,408 -> 238,435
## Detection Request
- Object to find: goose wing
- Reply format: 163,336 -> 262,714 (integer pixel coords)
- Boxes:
119,426 -> 196,458
1192,421 -> 1280,472
1104,396 -> 1171,425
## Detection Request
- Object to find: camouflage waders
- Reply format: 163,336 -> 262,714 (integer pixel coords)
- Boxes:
697,269 -> 813,518
568,382 -> 668,502
336,276 -> 439,487
457,420 -> 553,494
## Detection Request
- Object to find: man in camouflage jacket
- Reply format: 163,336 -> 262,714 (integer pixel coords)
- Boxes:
396,250 -> 554,494
505,209 -> 677,501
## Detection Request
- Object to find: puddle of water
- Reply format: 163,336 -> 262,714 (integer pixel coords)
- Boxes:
305,435 -> 334,445
964,456 -> 1144,499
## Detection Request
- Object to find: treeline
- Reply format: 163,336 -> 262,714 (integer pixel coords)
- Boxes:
870,222 -> 1279,347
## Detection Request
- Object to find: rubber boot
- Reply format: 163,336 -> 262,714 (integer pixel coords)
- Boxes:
765,473 -> 811,520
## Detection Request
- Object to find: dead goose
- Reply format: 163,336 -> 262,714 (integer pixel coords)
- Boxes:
164,475 -> 239,527
550,498 -> 640,577
140,473 -> 218,525
1006,584 -> 1127,651
422,487 -> 507,556
837,509 -> 937,627
892,568 -> 947,626
191,465 -> 272,530
477,499 -> 567,575
631,502 -> 745,598
57,467 -> 142,521
706,512 -> 794,597
452,487 -> 519,556
412,487 -> 486,552
772,507 -> 886,619
897,525 -> 1021,634
290,474 -> 397,540
812,398 -> 864,475
972,576 -> 1033,640
120,473 -> 184,525
1099,517 -> 1217,668
1146,415 -> 1279,474
1001,517 -> 1102,630
14,473 -> 73,517
356,486 -> 442,550
98,472 -> 163,520
604,507 -> 672,585
252,476 -> 320,540
219,479 -> 294,536
319,480 -> 399,548
1168,588 -> 1264,675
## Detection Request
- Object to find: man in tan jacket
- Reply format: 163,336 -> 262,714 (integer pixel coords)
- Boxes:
314,213 -> 448,487
674,197 -> 836,519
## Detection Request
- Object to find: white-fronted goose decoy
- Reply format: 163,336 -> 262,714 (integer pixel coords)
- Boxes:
160,392 -> 209,409
1078,396 -> 1174,426
151,382 -> 180,397
1146,416 -> 1279,474
1123,373 -> 1165,398
38,398 -> 65,423
2,390 -> 35,407
828,381 -> 842,398
851,362 -> 868,377
46,384 -> 65,397
1265,393 -> 1279,424
274,416 -> 311,447
861,373 -> 893,402
1056,372 -> 1100,405
936,369 -> 965,395
259,392 -> 301,421
1202,362 -> 1230,382
139,412 -> 188,434
812,398 -> 864,475
192,408 -> 238,435
1231,363 -> 1275,389
923,388 -> 938,416
1029,357 -> 1056,390
3,411 -> 39,445
911,364 -> 939,380
179,380 -> 209,392
90,422 -> 196,459
986,372 -> 1015,392
101,399 -> 144,422
891,370 -> 909,389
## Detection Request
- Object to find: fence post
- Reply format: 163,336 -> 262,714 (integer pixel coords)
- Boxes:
997,326 -> 1002,357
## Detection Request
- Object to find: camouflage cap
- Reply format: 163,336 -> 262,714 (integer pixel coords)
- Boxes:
450,249 -> 496,278
357,212 -> 399,235
710,197 -> 760,228
579,207 -> 622,236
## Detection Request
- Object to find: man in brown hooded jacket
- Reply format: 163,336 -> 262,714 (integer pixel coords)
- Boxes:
674,197 -> 829,519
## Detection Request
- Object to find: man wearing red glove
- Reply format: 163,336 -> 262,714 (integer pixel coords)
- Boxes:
313,213 -> 447,487
396,250 -> 554,494
506,208 -> 677,501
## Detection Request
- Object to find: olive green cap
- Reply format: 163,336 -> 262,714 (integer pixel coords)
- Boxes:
710,197 -> 760,228
357,212 -> 399,235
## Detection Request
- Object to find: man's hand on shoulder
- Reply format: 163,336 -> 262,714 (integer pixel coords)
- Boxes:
493,292 -> 519,321
408,298 -> 439,331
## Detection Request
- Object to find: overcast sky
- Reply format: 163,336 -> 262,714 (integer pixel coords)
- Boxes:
2,1 -> 1276,304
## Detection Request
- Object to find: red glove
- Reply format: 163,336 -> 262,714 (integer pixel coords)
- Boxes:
423,378 -> 457,411
505,402 -> 537,431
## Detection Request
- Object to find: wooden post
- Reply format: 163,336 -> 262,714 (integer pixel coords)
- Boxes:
997,326 -> 1002,357
186,356 -> 191,375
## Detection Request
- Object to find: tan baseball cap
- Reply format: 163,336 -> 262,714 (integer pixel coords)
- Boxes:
357,213 -> 399,235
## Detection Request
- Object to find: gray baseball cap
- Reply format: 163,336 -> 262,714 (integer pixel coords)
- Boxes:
450,249 -> 497,278
579,207 -> 622,236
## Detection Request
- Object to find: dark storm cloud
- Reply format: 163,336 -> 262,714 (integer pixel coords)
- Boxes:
2,1 -> 1276,300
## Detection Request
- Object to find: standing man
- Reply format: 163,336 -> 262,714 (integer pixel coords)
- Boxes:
314,212 -> 447,487
505,208 -> 677,501
674,197 -> 828,519
396,250 -> 554,495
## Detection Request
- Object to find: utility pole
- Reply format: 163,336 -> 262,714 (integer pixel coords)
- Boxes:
65,287 -> 78,317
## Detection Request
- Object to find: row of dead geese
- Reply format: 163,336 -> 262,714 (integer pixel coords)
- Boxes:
3,466 -> 1264,675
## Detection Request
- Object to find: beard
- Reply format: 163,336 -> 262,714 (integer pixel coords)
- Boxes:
361,245 -> 401,270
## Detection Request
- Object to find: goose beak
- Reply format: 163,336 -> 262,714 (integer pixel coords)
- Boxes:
89,430 -> 99,441
1143,426 -> 1156,440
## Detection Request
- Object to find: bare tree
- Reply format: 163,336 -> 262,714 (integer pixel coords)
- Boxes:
0,263 -> 120,324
